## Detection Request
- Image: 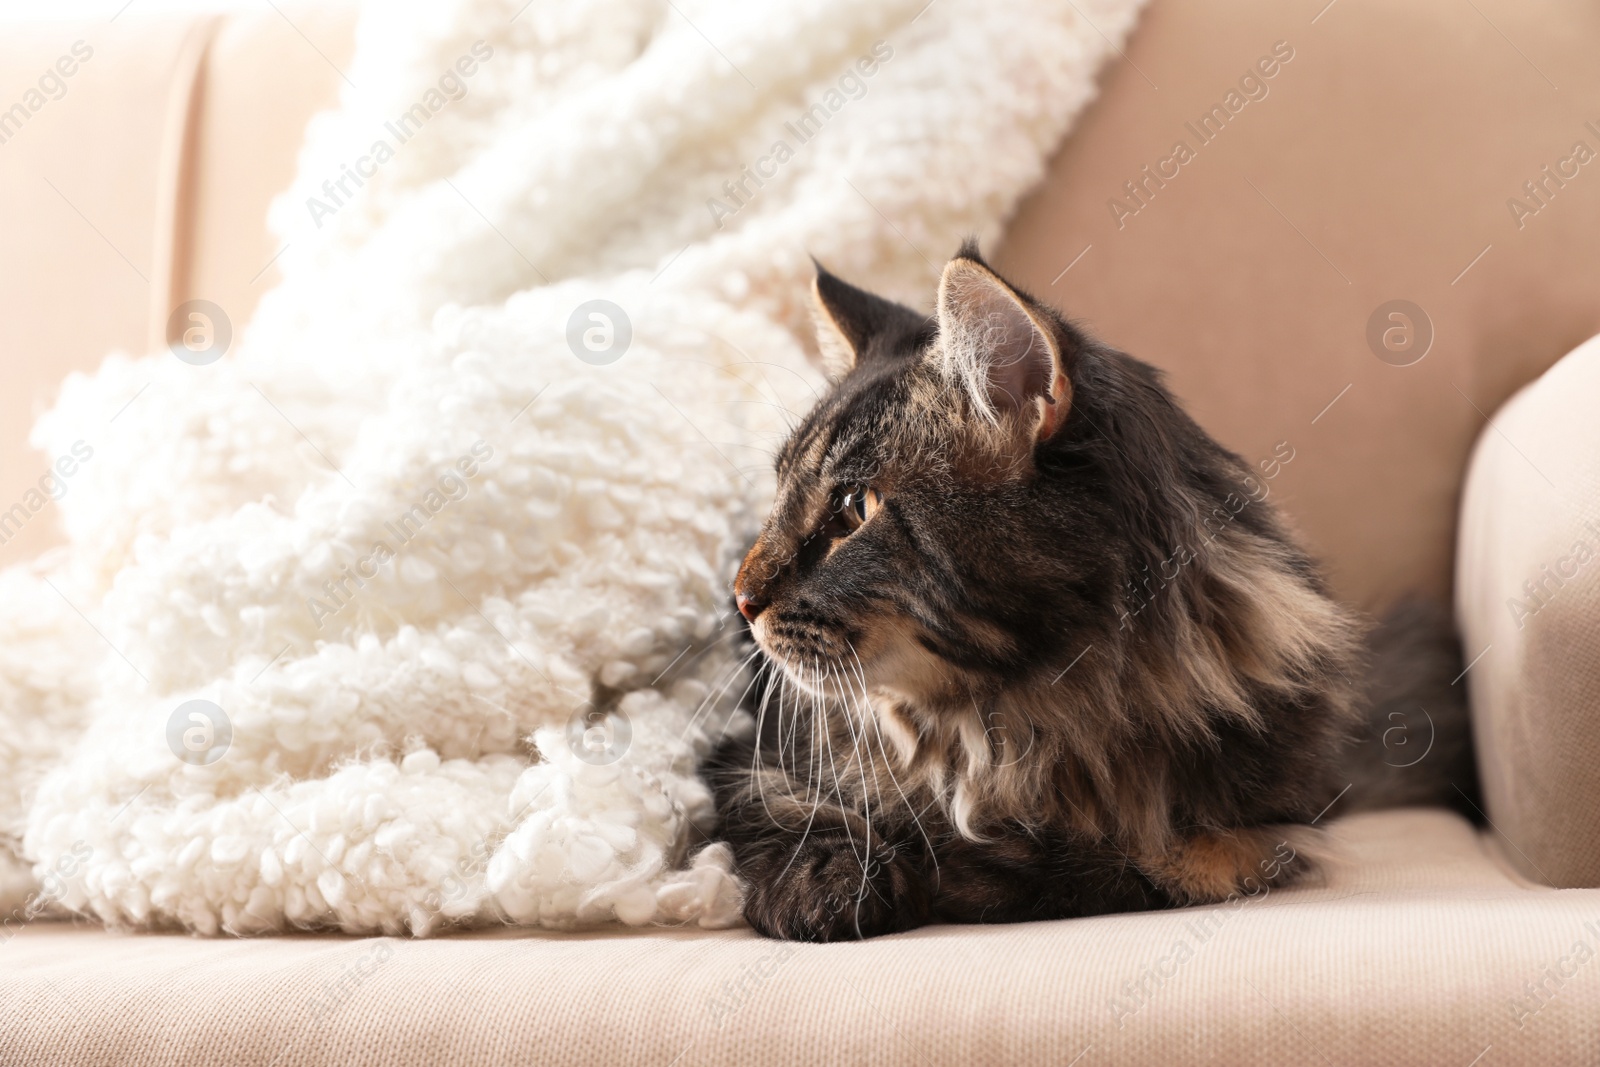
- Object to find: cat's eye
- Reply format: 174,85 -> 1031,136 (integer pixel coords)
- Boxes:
837,486 -> 882,531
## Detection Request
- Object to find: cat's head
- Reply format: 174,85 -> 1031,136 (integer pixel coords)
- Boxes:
734,243 -> 1112,710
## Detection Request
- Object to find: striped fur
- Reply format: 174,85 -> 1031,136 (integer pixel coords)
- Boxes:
709,245 -> 1364,941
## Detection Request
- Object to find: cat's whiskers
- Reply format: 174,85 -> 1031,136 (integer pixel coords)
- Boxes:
813,657 -> 868,879
829,660 -> 881,936
746,652 -> 781,827
845,642 -> 939,885
752,652 -> 816,837
721,356 -> 822,422
781,659 -> 804,769
830,661 -> 876,873
767,660 -> 835,889
762,670 -> 835,896
720,397 -> 808,436
680,646 -> 763,746
661,622 -> 748,698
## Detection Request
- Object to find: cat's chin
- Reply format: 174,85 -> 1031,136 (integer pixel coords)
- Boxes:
762,652 -> 848,699
752,614 -> 957,706
754,645 -> 868,704
749,619 -> 851,696
756,628 -> 956,710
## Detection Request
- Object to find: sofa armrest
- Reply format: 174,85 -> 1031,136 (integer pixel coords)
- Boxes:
1456,334 -> 1600,887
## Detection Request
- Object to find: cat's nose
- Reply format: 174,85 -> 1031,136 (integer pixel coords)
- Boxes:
736,591 -> 765,622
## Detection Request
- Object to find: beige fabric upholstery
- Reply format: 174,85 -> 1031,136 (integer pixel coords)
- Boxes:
1457,335 -> 1600,888
6,1 -> 1600,1062
9,0 -> 1600,613
995,0 -> 1600,611
0,18 -> 193,562
0,7 -> 350,564
6,811 -> 1599,1065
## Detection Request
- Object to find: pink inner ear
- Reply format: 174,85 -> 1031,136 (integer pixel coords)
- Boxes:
938,261 -> 1062,422
979,300 -> 1054,411
953,273 -> 1056,412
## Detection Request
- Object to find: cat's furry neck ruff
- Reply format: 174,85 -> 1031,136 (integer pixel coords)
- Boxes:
713,244 -> 1365,940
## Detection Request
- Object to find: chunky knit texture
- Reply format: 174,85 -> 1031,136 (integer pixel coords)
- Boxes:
0,0 -> 1143,935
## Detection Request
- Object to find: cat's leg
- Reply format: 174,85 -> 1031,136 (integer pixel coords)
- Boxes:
735,817 -> 931,942
1138,826 -> 1312,905
708,735 -> 932,941
932,828 -> 1170,924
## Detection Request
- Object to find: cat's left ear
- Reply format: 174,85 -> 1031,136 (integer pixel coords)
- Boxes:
811,261 -> 928,379
935,249 -> 1072,441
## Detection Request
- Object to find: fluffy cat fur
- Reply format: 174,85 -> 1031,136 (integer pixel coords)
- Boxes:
708,243 -> 1469,942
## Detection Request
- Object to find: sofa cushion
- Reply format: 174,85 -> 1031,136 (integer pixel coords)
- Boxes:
6,810 -> 1600,1066
1457,334 -> 1600,887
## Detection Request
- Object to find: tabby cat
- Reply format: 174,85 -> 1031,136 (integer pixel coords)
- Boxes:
708,243 -> 1470,942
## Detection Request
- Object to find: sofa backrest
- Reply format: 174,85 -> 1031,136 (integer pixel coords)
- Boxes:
996,0 -> 1600,610
0,6 -> 352,563
6,0 -> 1600,615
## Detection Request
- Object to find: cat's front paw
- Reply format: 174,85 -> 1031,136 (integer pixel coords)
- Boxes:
1146,827 -> 1310,905
742,837 -> 930,942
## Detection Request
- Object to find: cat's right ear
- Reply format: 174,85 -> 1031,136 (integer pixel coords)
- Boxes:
810,262 -> 926,379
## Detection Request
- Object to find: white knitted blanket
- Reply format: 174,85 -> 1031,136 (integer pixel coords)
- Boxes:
0,0 -> 1143,935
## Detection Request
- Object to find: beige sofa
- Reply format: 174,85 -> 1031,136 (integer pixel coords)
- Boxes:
5,2 -> 1600,1063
